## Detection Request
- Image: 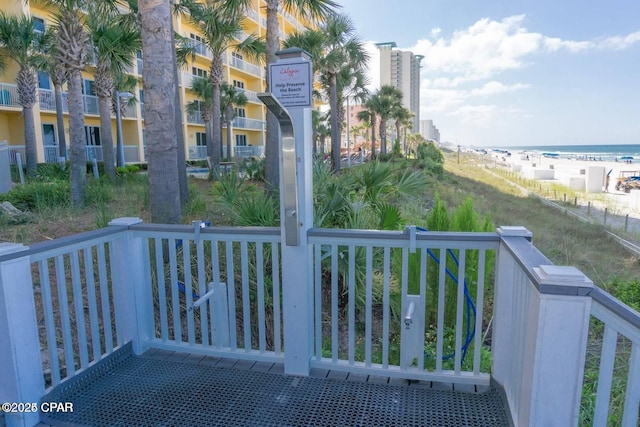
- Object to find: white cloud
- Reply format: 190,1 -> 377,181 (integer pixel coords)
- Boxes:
408,15 -> 640,82
597,31 -> 640,50
362,14 -> 639,145
421,80 -> 529,113
469,81 -> 530,97
448,104 -> 526,127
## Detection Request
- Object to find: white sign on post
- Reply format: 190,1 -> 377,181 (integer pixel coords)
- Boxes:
269,61 -> 312,108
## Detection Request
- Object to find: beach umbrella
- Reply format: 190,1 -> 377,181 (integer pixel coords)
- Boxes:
621,156 -> 634,160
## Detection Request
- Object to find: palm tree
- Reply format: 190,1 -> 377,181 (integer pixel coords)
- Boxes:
185,76 -> 214,162
184,0 -> 263,171
43,0 -> 108,208
220,82 -> 248,160
318,15 -> 368,172
284,15 -> 368,172
139,0 -> 181,223
41,29 -> 68,160
264,0 -> 338,193
88,12 -> 140,179
391,104 -> 412,155
357,97 -> 378,158
374,85 -> 403,156
0,12 -> 46,175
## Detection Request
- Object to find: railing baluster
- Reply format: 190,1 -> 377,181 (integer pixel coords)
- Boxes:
55,255 -> 75,378
400,247 -> 408,369
108,241 -> 124,347
365,246 -> 373,366
154,238 -> 168,341
622,343 -> 640,427
331,244 -> 338,362
83,247 -> 101,362
196,239 -> 208,346
225,241 -> 237,350
169,238 -> 181,343
593,325 -> 617,425
454,249 -> 466,373
39,260 -> 60,386
183,240 -> 195,345
70,251 -> 89,369
314,243 -> 322,360
436,248 -> 446,373
382,245 -> 390,368
348,245 -> 355,365
241,241 -> 251,351
210,240 -> 222,348
97,244 -> 113,352
272,243 -> 281,355
256,243 -> 266,353
473,250 -> 486,375
418,248 -> 427,371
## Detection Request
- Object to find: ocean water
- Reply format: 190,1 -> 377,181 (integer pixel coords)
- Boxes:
493,144 -> 640,161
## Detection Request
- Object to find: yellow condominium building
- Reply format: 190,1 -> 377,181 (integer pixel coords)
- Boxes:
0,0 -> 314,165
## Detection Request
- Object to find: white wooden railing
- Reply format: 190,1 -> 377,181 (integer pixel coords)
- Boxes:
131,223 -> 283,361
1,221 -> 639,426
494,226 -> 640,427
308,227 -> 498,384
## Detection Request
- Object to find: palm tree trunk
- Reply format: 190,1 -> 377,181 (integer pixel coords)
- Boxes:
210,55 -> 224,171
169,11 -> 188,206
99,97 -> 116,179
68,69 -> 87,208
226,118 -> 232,160
370,117 -> 376,158
211,82 -> 221,169
54,83 -> 67,160
140,0 -> 181,224
264,1 -> 280,196
22,106 -> 37,175
379,120 -> 387,155
330,73 -> 341,172
16,66 -> 38,175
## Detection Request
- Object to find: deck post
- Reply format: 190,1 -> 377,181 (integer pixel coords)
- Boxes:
494,227 -> 593,426
0,243 -> 44,427
109,217 -> 151,355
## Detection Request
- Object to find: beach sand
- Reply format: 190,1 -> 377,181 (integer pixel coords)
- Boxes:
486,152 -> 640,234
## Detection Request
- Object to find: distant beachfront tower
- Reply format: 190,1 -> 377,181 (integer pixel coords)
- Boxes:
376,42 -> 423,132
420,119 -> 440,143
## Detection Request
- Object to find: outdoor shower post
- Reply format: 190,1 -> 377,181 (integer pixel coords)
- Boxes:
260,48 -> 314,375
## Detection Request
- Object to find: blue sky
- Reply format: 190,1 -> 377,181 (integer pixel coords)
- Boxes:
339,0 -> 640,147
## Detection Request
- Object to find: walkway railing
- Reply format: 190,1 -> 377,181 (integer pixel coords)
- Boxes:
308,227 -> 498,384
130,223 -> 283,361
1,221 -> 639,426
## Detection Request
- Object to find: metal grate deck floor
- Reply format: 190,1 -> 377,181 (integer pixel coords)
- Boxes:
41,344 -> 511,427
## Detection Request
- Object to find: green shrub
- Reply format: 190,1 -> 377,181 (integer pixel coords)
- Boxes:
610,278 -> 640,312
231,192 -> 279,227
212,170 -> 252,206
240,157 -> 265,181
184,184 -> 207,217
32,162 -> 69,182
85,178 -> 114,206
117,164 -> 141,176
0,181 -> 70,211
417,142 -> 445,176
427,193 -> 450,231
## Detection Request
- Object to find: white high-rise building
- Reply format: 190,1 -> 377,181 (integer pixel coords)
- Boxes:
376,42 -> 423,132
420,119 -> 440,143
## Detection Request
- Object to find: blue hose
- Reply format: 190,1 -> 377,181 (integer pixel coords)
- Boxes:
416,227 -> 477,364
